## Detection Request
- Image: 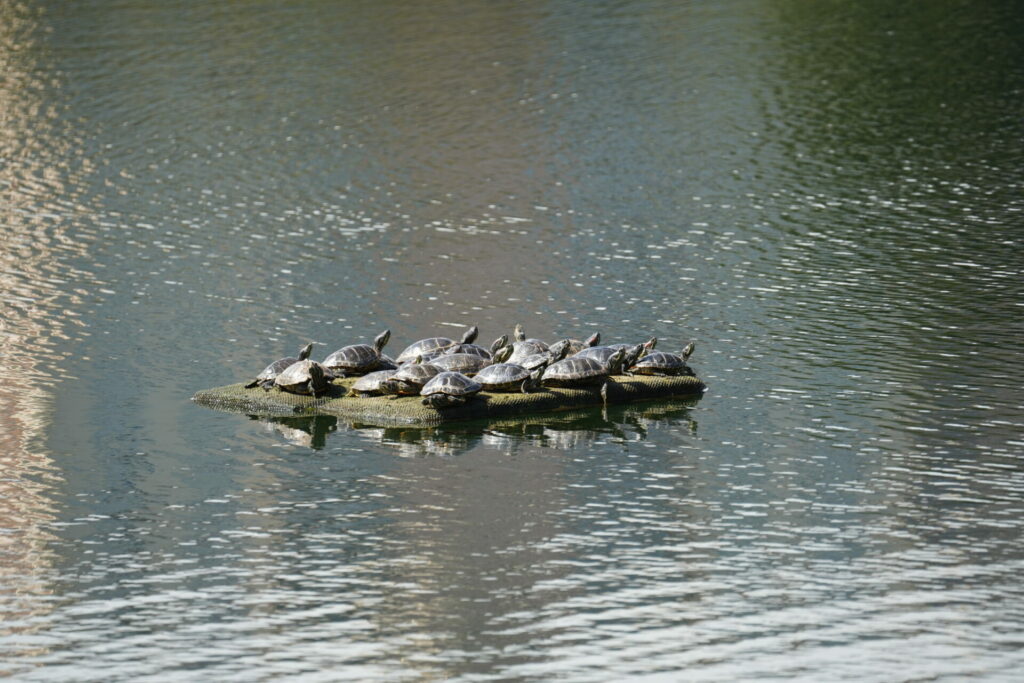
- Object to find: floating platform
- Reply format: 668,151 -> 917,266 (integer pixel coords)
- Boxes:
193,375 -> 706,427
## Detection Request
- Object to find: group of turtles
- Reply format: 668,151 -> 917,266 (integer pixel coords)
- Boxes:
244,323 -> 696,409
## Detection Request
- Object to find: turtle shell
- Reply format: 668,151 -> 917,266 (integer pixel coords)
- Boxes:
507,340 -> 548,364
420,372 -> 483,398
429,352 -> 491,376
628,351 -> 695,377
274,359 -> 331,396
323,330 -> 390,375
541,357 -> 608,387
380,361 -> 442,394
324,344 -> 380,374
245,342 -> 313,389
348,369 -> 398,397
395,325 -> 478,364
475,362 -> 531,392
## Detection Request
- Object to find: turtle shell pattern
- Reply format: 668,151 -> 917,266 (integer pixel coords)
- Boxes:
274,359 -> 331,396
420,372 -> 483,398
429,353 -> 491,376
628,351 -> 695,377
541,356 -> 612,387
475,362 -> 531,392
348,369 -> 399,397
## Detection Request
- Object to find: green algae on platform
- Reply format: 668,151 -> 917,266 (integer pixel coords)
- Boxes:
193,375 -> 706,427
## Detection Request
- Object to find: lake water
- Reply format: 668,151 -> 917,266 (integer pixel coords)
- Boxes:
2,0 -> 1023,679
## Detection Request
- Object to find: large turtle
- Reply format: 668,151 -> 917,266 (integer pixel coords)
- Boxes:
395,325 -> 479,364
541,348 -> 626,388
574,342 -> 647,371
347,369 -> 399,397
379,359 -> 442,396
323,329 -> 391,377
475,361 -> 543,393
627,342 -> 696,377
274,359 -> 332,397
420,372 -> 483,409
244,342 -> 314,390
429,351 -> 492,376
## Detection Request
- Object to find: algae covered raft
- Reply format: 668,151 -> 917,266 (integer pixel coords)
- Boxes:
193,374 -> 706,428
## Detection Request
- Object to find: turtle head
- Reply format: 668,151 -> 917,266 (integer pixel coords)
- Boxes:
607,348 -> 626,375
585,332 -> 600,348
681,341 -> 695,361
548,338 -> 569,359
625,343 -> 645,368
298,342 -> 314,360
374,329 -> 391,352
491,344 -> 514,364
643,337 -> 658,355
489,334 -> 509,354
461,325 -> 479,344
513,323 -> 526,342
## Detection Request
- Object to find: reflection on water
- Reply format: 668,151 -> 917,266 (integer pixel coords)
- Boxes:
254,398 -> 701,455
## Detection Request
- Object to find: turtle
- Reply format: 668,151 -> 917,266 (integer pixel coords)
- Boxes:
574,343 -> 645,371
548,332 -> 600,358
323,329 -> 391,377
273,359 -> 332,397
513,340 -> 571,373
429,351 -> 492,376
244,342 -> 314,390
448,334 -> 508,359
379,359 -> 443,396
475,361 -> 543,393
627,342 -> 696,377
395,325 -> 479,364
347,369 -> 399,397
541,348 -> 626,388
507,324 -> 551,364
420,371 -> 483,409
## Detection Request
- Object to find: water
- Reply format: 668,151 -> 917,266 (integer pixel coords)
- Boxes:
2,0 -> 1023,679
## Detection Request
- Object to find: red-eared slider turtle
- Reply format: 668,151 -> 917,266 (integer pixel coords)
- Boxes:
274,359 -> 332,397
347,369 -> 399,397
395,325 -> 478,363
548,332 -> 600,358
574,342 -> 645,371
627,342 -> 696,377
420,372 -> 483,408
379,359 -> 442,396
429,350 -> 492,376
541,348 -> 626,388
508,324 -> 550,363
475,360 -> 543,393
244,342 -> 314,390
323,329 -> 391,377
448,334 -> 508,359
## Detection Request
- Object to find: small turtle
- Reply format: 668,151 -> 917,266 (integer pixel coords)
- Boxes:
244,342 -> 314,390
475,361 -> 542,393
420,371 -> 483,409
274,359 -> 332,397
548,332 -> 600,358
542,348 -> 626,388
323,329 -> 391,377
627,342 -> 696,377
379,359 -> 442,395
395,325 -> 479,364
347,369 -> 399,397
429,351 -> 492,376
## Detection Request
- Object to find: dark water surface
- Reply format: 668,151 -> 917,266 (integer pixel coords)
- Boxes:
2,0 -> 1023,679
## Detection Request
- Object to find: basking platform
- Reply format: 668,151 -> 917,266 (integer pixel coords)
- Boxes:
193,375 -> 706,427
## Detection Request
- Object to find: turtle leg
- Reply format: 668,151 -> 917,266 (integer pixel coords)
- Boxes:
244,379 -> 258,389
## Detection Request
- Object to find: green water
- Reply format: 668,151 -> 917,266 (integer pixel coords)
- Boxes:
1,0 -> 1022,679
